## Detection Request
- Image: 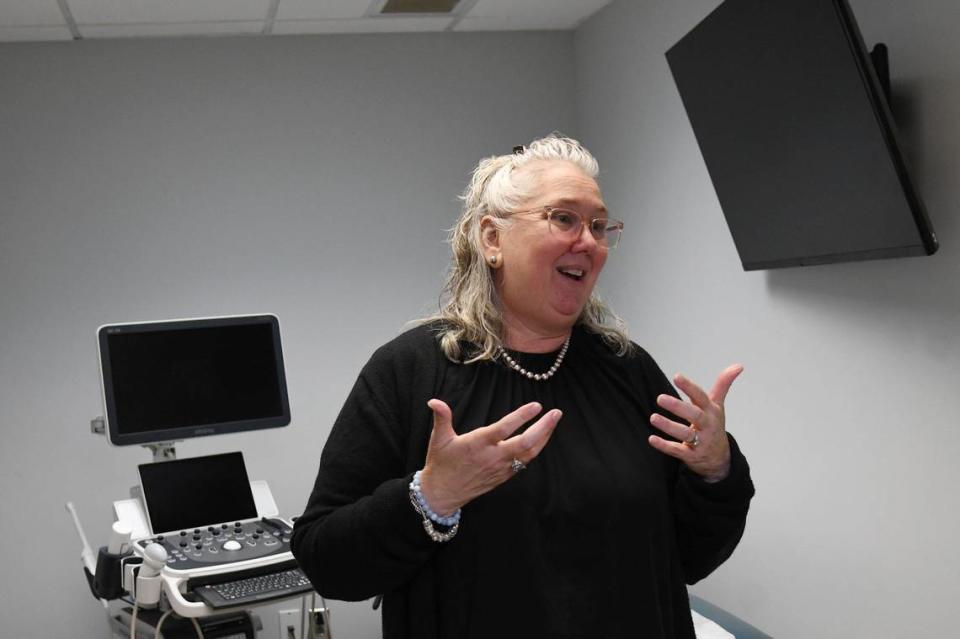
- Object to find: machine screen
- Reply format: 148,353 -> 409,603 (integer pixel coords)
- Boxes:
139,452 -> 258,534
103,320 -> 286,441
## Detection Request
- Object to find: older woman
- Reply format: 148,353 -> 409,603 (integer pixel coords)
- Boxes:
292,135 -> 754,639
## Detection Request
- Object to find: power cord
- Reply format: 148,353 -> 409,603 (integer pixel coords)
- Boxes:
130,603 -> 139,639
301,593 -> 308,639
320,594 -> 331,638
154,610 -> 204,639
154,610 -> 173,638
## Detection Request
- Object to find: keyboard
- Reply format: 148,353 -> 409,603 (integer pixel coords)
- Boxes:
190,561 -> 314,609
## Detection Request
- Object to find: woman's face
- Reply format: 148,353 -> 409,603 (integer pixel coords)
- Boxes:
485,160 -> 609,337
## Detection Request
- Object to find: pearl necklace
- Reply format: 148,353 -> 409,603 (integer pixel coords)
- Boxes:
497,335 -> 571,381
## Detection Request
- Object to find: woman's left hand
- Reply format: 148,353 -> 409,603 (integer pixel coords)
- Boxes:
647,364 -> 743,482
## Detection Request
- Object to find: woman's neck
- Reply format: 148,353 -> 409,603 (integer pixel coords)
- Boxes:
501,313 -> 572,353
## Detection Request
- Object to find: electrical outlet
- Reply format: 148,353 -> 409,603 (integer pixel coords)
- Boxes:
278,609 -> 303,639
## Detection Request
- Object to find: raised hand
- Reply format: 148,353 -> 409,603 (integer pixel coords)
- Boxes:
419,399 -> 563,516
647,364 -> 743,482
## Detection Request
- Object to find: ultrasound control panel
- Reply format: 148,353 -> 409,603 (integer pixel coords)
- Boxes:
137,517 -> 294,571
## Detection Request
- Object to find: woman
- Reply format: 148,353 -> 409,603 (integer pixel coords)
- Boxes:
291,134 -> 754,639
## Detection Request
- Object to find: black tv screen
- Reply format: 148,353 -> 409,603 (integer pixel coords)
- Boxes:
98,314 -> 290,446
666,0 -> 937,270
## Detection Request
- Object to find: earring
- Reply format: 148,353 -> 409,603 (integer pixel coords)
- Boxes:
489,254 -> 498,265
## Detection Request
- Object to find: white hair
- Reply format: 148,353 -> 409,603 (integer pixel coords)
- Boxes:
417,133 -> 632,362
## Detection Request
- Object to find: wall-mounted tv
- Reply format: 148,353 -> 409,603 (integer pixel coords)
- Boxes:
666,0 -> 937,270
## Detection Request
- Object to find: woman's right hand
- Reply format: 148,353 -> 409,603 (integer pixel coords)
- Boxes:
418,399 -> 562,516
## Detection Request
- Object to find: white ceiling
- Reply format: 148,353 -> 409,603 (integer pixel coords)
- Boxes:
0,0 -> 612,42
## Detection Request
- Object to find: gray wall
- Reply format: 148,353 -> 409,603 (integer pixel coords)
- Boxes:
576,0 -> 959,636
0,33 -> 574,637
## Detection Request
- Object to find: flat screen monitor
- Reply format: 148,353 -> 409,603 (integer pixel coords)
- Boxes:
139,452 -> 258,534
98,314 -> 290,446
666,0 -> 937,270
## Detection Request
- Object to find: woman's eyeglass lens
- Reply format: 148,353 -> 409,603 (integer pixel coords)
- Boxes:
543,208 -> 623,249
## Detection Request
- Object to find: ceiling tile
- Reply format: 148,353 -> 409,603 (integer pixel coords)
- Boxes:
273,16 -> 452,34
69,0 -> 270,25
0,25 -> 72,41
276,0 -> 370,21
80,21 -> 264,38
0,0 -> 65,26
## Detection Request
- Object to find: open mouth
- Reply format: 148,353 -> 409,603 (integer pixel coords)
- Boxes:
556,267 -> 585,281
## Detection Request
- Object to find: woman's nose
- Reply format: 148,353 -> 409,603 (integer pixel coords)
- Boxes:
572,221 -> 599,251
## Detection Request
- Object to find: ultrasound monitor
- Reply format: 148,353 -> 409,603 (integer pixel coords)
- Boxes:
138,452 -> 259,534
98,314 -> 290,446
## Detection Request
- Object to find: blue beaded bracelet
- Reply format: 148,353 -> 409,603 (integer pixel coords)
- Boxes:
409,470 -> 461,527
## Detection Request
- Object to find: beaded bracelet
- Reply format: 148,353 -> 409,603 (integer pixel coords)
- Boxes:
410,471 -> 461,526
408,470 -> 461,543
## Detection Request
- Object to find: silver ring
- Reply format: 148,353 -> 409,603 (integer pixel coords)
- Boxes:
511,458 -> 526,474
685,430 -> 700,448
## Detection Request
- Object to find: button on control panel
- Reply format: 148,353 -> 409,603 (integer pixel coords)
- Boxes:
140,518 -> 295,570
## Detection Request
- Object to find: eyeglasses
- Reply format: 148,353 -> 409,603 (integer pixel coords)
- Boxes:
514,207 -> 624,249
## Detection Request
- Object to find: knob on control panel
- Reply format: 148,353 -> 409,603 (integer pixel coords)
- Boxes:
222,540 -> 242,551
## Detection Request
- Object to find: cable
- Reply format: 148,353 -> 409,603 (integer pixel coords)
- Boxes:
152,609 -> 203,639
154,610 -> 172,638
320,594 -> 331,639
301,593 -> 308,639
308,593 -> 316,639
130,603 -> 139,639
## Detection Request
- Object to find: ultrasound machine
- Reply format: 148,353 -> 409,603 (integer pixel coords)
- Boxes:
67,314 -> 331,638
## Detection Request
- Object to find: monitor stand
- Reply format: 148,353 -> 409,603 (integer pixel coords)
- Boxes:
90,416 -> 181,462
144,441 -> 179,462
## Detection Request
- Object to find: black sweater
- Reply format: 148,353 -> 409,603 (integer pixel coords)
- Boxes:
292,323 -> 754,639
